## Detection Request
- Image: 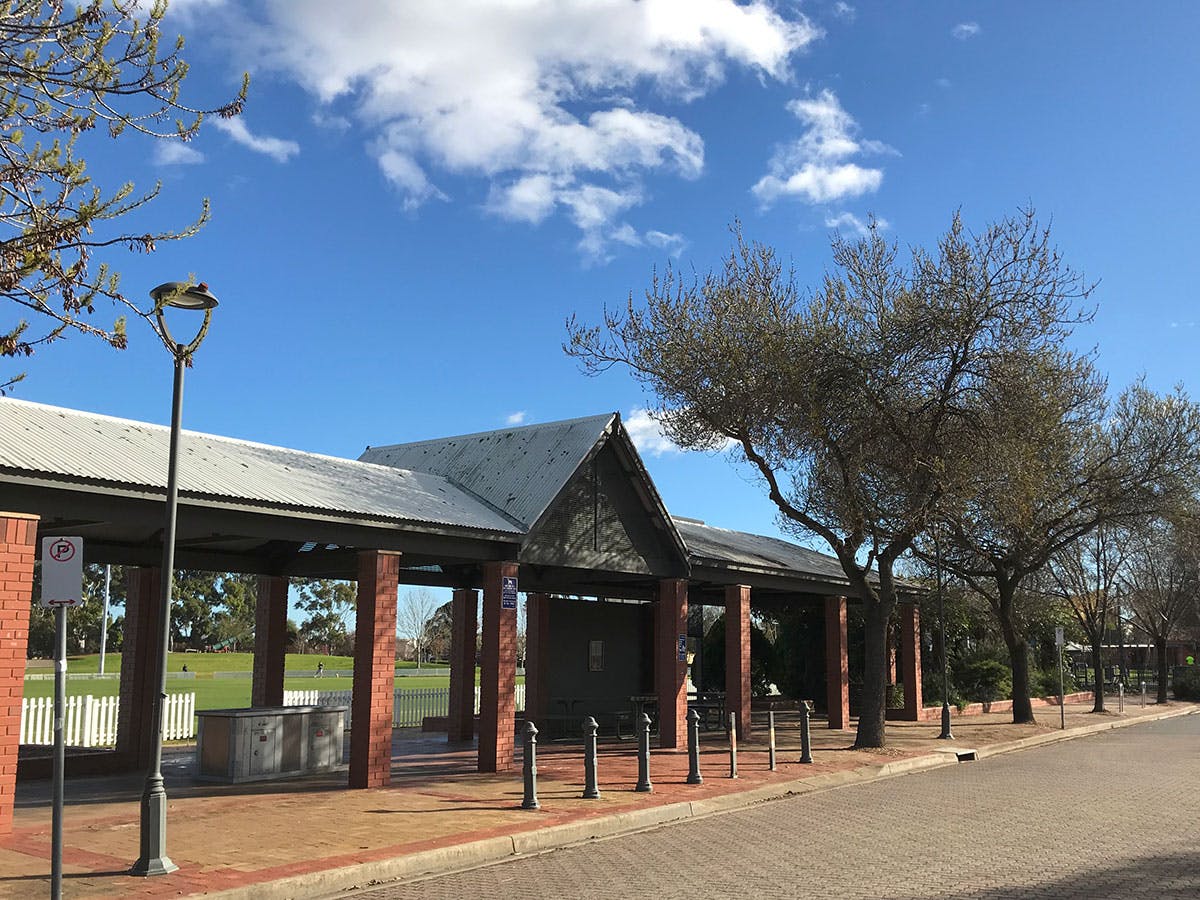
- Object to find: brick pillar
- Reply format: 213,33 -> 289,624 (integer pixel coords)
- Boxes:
524,592 -> 551,724
117,566 -> 165,768
725,584 -> 751,738
349,551 -> 399,789
0,513 -> 37,836
656,579 -> 688,749
478,561 -> 519,772
899,601 -> 923,721
825,595 -> 849,730
447,588 -> 478,742
251,575 -> 288,708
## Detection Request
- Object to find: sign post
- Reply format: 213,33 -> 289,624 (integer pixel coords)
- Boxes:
41,536 -> 83,900
1055,625 -> 1065,730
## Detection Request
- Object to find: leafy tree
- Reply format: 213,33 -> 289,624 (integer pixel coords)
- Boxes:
936,377 -> 1200,723
293,578 -> 356,654
170,569 -> 221,649
567,211 -> 1089,748
27,562 -> 124,656
212,573 -> 257,651
422,601 -> 453,664
1,0 -> 246,391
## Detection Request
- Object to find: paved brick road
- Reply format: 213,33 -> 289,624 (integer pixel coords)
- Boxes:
346,714 -> 1200,899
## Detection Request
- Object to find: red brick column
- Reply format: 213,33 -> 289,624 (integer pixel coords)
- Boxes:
656,579 -> 688,749
252,575 -> 289,708
899,601 -> 923,721
0,513 -> 37,836
447,588 -> 478,742
478,561 -> 519,772
350,551 -> 399,789
524,592 -> 551,724
117,566 -> 165,768
825,595 -> 849,730
725,584 -> 752,738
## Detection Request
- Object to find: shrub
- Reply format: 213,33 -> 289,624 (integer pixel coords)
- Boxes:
954,655 -> 1012,703
1173,666 -> 1200,701
1032,666 -> 1077,698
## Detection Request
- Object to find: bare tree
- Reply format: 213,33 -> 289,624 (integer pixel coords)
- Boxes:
1122,515 -> 1200,702
396,588 -> 439,668
1049,527 -> 1127,711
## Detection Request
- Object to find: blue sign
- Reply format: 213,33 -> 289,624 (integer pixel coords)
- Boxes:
677,635 -> 687,662
501,575 -> 519,609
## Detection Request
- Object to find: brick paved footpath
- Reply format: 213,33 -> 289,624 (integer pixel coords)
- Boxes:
354,713 -> 1200,900
1,702 -> 1194,899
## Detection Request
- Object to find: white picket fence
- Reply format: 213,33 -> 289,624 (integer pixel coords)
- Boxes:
20,693 -> 196,746
283,684 -> 525,729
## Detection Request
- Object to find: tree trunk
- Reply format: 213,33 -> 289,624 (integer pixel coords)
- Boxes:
1090,638 -> 1106,713
995,580 -> 1036,724
1156,636 -> 1169,704
854,596 -> 893,748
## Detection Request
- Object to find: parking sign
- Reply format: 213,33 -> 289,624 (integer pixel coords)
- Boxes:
41,536 -> 84,608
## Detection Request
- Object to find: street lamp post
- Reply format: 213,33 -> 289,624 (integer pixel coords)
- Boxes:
131,281 -> 218,877
936,530 -> 953,741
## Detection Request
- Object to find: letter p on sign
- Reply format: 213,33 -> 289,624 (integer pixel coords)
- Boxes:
41,536 -> 84,608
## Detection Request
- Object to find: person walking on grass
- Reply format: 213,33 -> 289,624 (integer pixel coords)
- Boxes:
316,661 -> 325,678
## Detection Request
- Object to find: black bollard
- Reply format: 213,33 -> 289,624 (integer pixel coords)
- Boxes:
582,716 -> 601,799
521,720 -> 540,810
635,712 -> 653,792
768,709 -> 777,771
686,708 -> 703,785
799,699 -> 813,764
728,711 -> 738,779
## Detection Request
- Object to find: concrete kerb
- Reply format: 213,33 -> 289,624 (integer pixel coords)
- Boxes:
206,703 -> 1199,900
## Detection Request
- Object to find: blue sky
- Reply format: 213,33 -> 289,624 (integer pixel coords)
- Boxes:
10,1 -> 1199,567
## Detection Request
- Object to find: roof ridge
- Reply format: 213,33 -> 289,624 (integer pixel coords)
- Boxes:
365,411 -> 617,454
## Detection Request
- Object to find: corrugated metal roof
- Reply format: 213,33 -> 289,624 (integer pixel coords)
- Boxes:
0,399 -> 522,534
360,413 -> 617,528
672,516 -> 850,582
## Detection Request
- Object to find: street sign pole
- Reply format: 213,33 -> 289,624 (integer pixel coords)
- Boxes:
41,534 -> 83,900
52,604 -> 67,899
1056,626 -> 1065,730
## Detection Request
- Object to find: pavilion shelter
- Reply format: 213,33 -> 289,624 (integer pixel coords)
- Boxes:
0,399 -> 924,836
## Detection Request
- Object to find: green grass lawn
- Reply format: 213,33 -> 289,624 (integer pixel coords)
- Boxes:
50,652 -> 441,676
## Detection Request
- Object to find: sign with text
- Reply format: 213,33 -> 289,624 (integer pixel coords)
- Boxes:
1055,626 -> 1065,648
677,635 -> 687,662
40,536 -> 83,608
501,575 -> 519,609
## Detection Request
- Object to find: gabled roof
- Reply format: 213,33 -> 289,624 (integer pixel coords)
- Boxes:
673,516 -> 851,584
359,413 -> 618,530
0,398 -> 521,535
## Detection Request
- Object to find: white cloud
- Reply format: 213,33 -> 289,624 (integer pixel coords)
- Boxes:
935,77 -> 952,89
825,212 -> 888,237
233,0 -> 817,256
645,230 -> 687,256
952,22 -> 982,40
752,90 -> 892,205
153,141 -> 205,166
505,411 -> 528,425
208,117 -> 300,162
832,2 -> 856,22
625,408 -> 683,457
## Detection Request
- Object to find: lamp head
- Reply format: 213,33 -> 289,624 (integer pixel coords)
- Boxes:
150,281 -> 219,311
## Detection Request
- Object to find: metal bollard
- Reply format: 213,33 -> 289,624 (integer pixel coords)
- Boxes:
799,699 -> 813,764
635,713 -> 653,793
521,721 -> 540,810
728,711 -> 738,779
1140,681 -> 1146,709
582,716 -> 601,799
1118,681 -> 1124,714
768,710 -> 777,771
686,709 -> 703,785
